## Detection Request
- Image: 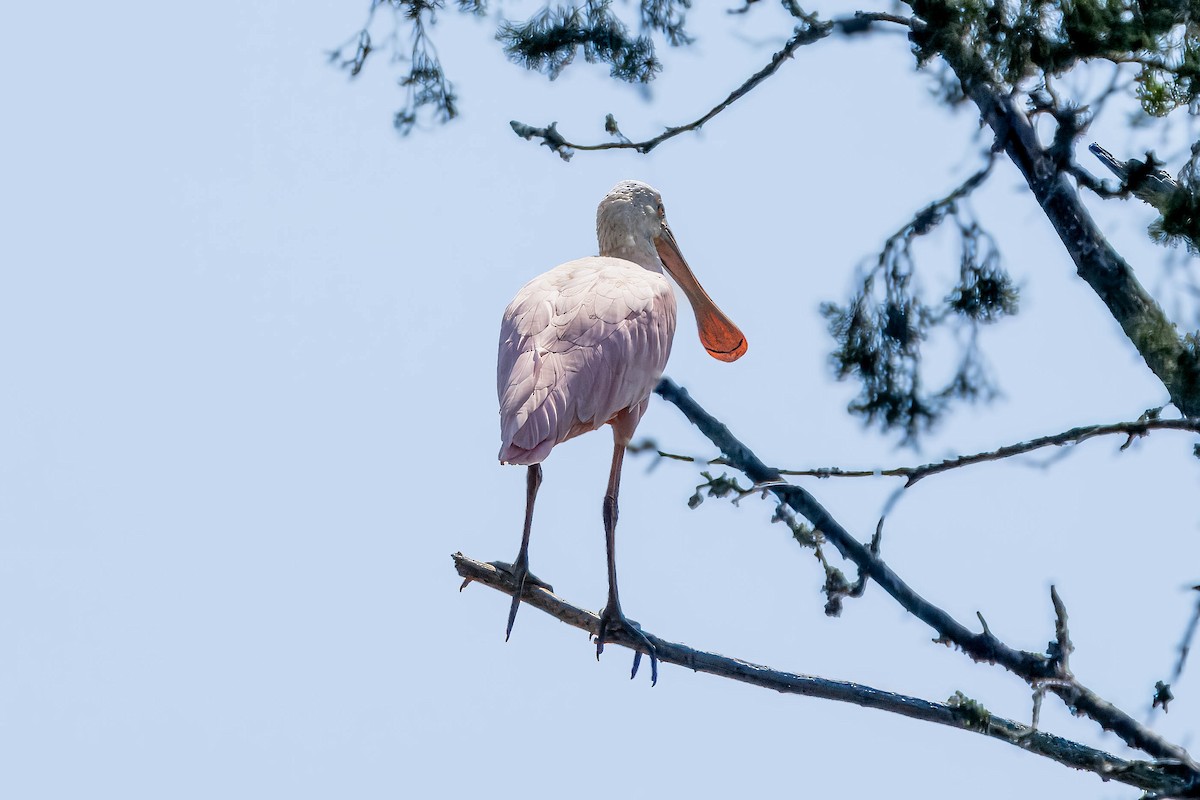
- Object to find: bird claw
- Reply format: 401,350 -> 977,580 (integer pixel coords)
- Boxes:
488,559 -> 554,641
595,604 -> 659,686
486,560 -> 554,593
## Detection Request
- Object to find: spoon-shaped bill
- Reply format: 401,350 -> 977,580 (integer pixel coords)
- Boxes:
655,226 -> 748,362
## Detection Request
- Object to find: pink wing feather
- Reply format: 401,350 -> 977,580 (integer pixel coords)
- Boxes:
497,257 -> 677,465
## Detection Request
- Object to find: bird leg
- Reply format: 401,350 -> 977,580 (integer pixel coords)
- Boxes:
595,438 -> 659,685
489,463 -> 552,641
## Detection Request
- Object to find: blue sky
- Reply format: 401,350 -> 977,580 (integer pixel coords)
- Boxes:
4,3 -> 1198,798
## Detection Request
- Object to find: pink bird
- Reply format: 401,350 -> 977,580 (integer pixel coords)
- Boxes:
496,180 -> 747,682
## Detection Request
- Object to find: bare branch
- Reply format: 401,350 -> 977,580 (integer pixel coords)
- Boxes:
654,377 -> 1199,770
655,375 -> 1046,669
1069,161 -> 1128,200
633,415 -> 1200,486
1049,585 -> 1074,675
510,11 -> 911,159
1088,143 -> 1181,213
453,552 -> 1191,796
794,415 -> 1200,486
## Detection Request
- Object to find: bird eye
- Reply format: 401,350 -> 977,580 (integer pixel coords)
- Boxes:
656,203 -> 665,218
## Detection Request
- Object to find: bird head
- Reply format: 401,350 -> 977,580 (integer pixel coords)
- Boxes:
597,181 -> 748,362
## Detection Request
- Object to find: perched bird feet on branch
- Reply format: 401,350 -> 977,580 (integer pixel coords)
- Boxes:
486,557 -> 553,641
596,602 -> 659,685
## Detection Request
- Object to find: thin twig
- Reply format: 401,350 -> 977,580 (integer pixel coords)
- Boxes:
1171,588 -> 1200,687
453,552 -> 1191,796
510,11 -> 911,158
805,414 -> 1200,487
654,377 -> 1199,771
879,155 -> 997,250
635,416 -> 1200,487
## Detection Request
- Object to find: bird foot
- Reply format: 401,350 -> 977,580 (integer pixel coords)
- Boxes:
595,603 -> 659,686
487,560 -> 554,593
487,560 -> 554,641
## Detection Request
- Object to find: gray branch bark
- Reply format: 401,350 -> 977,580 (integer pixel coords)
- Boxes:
454,552 -> 1191,796
510,11 -> 910,158
654,377 -> 1199,775
641,414 -> 1200,484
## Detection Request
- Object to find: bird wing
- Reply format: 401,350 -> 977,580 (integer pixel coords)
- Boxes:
497,257 -> 677,464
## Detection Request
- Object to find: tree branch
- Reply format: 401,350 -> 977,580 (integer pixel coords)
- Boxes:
453,552 -> 1191,796
634,414 -> 1200,486
911,1 -> 1200,417
1170,587 -> 1200,689
879,154 -> 997,248
335,2 -> 467,133
654,377 -> 1199,772
510,11 -> 909,159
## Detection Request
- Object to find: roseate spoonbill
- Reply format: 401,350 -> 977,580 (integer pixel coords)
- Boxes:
495,180 -> 747,683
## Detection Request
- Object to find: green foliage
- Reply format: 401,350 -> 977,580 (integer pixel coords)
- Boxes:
1088,141 -> 1200,266
337,1 -> 695,130
947,690 -> 992,729
1137,67 -> 1178,116
910,0 -> 1200,116
497,4 -> 661,82
823,194 -> 1018,445
1136,33 -> 1200,117
1181,331 -> 1200,399
497,1 -> 695,82
395,45 -> 458,134
1146,145 -> 1200,252
330,1 -> 460,134
821,565 -> 852,617
686,471 -> 748,508
640,0 -> 693,46
947,229 -> 1020,322
823,291 -> 942,443
771,503 -> 818,547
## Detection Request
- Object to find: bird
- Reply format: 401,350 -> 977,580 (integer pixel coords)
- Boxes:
495,180 -> 747,684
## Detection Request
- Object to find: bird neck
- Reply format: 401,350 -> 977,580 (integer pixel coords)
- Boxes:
597,230 -> 663,273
